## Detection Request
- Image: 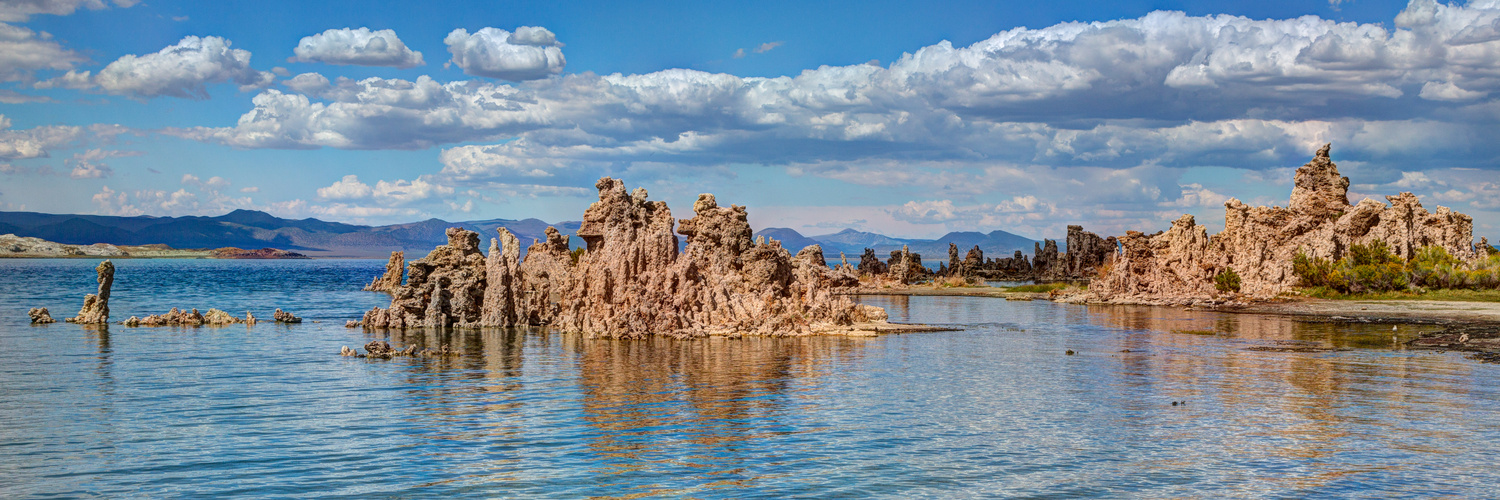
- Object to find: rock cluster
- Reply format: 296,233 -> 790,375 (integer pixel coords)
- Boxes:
364,251 -> 405,292
273,308 -> 303,323
857,248 -> 888,276
341,340 -> 460,358
28,307 -> 55,324
123,308 -> 251,327
1034,226 -> 1117,281
361,227 -> 487,328
363,177 -> 882,337
66,260 -> 113,324
1090,144 -> 1478,304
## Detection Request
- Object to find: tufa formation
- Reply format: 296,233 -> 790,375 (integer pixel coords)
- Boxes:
66,260 -> 114,324
363,177 -> 888,338
1090,144 -> 1477,304
363,251 -> 405,292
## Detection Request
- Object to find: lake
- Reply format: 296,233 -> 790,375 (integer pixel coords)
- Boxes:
2,259 -> 1497,497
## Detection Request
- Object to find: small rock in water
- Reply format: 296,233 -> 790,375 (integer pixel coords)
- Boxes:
273,308 -> 302,323
344,320 -> 360,328
1393,325 -> 1398,331
1172,401 -> 1178,406
1065,349 -> 1075,355
27,307 -> 55,324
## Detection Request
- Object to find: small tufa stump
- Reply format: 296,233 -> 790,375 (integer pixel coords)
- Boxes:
28,307 -> 55,324
273,308 -> 302,323
341,340 -> 461,358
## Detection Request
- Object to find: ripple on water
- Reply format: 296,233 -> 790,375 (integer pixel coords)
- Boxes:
1,259 -> 1499,497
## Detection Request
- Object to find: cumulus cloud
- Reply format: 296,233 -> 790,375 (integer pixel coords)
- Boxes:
91,175 -> 253,217
185,2 -> 1500,173
316,174 -> 373,200
164,0 -> 1500,234
39,35 -> 274,99
0,22 -> 87,81
316,173 -> 452,205
444,26 -> 565,81
290,27 -> 424,68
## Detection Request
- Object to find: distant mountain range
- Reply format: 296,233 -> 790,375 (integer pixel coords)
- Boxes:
0,209 -> 1046,261
0,209 -> 582,258
754,227 -> 1043,267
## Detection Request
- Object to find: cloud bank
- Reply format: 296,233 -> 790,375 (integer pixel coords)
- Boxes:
290,27 -> 424,68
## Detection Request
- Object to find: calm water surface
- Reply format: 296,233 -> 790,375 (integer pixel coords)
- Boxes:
2,259 -> 1498,498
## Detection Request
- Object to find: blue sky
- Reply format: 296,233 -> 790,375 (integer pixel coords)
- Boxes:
1,0 -> 1497,241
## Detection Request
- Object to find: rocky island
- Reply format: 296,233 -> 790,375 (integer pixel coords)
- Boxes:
362,177 -> 910,338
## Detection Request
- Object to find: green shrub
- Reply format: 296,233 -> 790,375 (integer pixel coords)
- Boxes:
1408,246 -> 1466,289
1214,267 -> 1241,293
1293,251 -> 1336,288
1349,239 -> 1399,266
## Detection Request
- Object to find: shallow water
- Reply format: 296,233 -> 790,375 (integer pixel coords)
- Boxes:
2,259 -> 1498,498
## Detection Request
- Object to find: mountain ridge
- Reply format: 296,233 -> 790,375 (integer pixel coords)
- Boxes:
0,209 -> 1052,261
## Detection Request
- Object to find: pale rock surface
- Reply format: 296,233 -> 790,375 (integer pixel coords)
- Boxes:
363,251 -> 405,292
274,308 -> 303,323
1090,145 -> 1477,304
362,228 -> 487,328
363,177 -> 885,337
66,260 -> 113,324
28,307 -> 55,324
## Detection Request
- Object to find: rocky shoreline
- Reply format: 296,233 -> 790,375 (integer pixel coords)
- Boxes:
2,234 -> 310,259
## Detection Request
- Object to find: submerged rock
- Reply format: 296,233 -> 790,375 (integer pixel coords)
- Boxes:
364,251 -> 405,292
274,308 -> 302,323
28,307 -> 55,324
340,340 -> 460,358
66,260 -> 114,324
1091,144 -> 1477,303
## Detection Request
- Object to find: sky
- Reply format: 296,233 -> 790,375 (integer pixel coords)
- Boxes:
0,0 -> 1497,241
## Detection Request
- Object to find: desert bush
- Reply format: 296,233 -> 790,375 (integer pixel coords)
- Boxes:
1214,267 -> 1241,293
1408,246 -> 1467,289
1293,251 -> 1336,288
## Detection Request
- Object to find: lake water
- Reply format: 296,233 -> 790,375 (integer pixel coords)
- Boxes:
2,259 -> 1498,498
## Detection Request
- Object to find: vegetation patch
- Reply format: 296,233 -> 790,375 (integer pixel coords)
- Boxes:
1005,283 -> 1072,293
1292,240 -> 1500,301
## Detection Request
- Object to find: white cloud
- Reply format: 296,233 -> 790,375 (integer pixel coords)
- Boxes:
0,116 -> 84,160
1419,80 -> 1487,101
66,148 -> 140,179
444,26 -> 565,81
290,27 -> 424,69
239,186 -> 259,193
90,177 -> 254,216
40,35 -> 273,99
316,174 -> 373,200
754,41 -> 783,54
0,22 -> 87,81
0,0 -> 133,22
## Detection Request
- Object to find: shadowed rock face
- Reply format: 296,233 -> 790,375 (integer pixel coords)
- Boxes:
363,251 -> 404,292
66,260 -> 113,324
1091,144 -> 1477,304
364,177 -> 879,337
363,228 -> 487,328
28,308 -> 54,324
